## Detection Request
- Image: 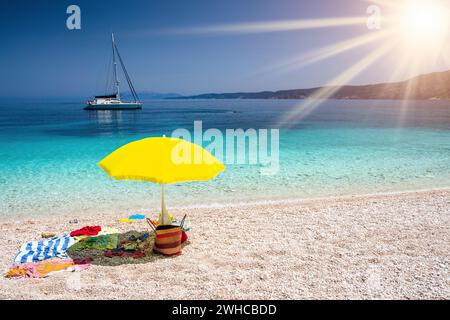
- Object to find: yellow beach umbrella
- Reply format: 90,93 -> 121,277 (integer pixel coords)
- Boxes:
98,137 -> 225,224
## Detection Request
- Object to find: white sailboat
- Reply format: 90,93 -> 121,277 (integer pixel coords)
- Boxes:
85,33 -> 142,110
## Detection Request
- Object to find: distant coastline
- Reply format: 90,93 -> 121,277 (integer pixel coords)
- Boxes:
3,71 -> 449,102
169,70 -> 450,101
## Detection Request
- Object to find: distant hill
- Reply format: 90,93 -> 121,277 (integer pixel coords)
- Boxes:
172,70 -> 450,100
122,91 -> 182,100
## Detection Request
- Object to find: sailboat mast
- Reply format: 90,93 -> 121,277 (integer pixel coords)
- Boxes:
114,39 -> 141,103
111,33 -> 120,99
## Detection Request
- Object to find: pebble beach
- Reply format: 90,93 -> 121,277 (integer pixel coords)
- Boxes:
1,189 -> 449,300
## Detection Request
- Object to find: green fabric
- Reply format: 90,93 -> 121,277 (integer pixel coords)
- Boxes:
122,242 -> 140,250
120,235 -> 149,250
70,234 -> 119,251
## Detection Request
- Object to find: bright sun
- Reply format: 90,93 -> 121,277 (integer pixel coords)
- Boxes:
396,0 -> 449,47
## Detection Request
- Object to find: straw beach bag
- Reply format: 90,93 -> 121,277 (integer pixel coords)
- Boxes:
147,216 -> 186,256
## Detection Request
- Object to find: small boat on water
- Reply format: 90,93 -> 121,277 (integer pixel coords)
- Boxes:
85,33 -> 142,110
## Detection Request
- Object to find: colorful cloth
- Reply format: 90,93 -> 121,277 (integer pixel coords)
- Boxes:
72,227 -> 118,242
14,234 -> 76,264
157,211 -> 173,225
104,232 -> 150,259
181,231 -> 188,244
70,226 -> 101,237
128,214 -> 146,220
119,233 -> 149,250
69,233 -> 119,251
99,227 -> 118,235
119,219 -> 134,223
6,258 -> 90,278
104,248 -> 146,259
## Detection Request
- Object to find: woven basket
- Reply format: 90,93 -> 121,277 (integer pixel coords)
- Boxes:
147,216 -> 185,256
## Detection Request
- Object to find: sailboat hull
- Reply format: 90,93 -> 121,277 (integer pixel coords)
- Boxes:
84,103 -> 142,110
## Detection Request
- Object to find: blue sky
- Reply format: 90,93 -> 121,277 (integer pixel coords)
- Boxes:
0,0 -> 448,97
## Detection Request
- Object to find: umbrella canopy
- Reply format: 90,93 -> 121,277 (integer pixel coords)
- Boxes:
98,137 -> 225,224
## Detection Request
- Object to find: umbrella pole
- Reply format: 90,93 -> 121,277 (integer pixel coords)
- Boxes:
160,183 -> 170,225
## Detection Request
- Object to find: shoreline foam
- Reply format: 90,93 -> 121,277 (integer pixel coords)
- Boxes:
3,186 -> 450,219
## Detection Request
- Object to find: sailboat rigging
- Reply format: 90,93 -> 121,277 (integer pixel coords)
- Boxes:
85,33 -> 142,110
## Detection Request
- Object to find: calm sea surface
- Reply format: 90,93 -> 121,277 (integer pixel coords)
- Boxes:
1,99 -> 450,216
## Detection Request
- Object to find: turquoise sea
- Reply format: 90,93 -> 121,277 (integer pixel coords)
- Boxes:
1,99 -> 450,216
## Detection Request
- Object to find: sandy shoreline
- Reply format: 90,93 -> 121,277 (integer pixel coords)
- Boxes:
1,189 -> 449,299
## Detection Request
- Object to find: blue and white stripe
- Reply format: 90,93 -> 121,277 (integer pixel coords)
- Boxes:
13,234 -> 75,264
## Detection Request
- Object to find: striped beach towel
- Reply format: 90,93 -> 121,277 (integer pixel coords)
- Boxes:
14,234 -> 76,264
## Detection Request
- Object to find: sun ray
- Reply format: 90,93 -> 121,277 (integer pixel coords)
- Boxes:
440,42 -> 450,67
166,17 -> 367,35
276,39 -> 397,127
258,29 -> 393,77
395,56 -> 424,128
379,32 -> 423,85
